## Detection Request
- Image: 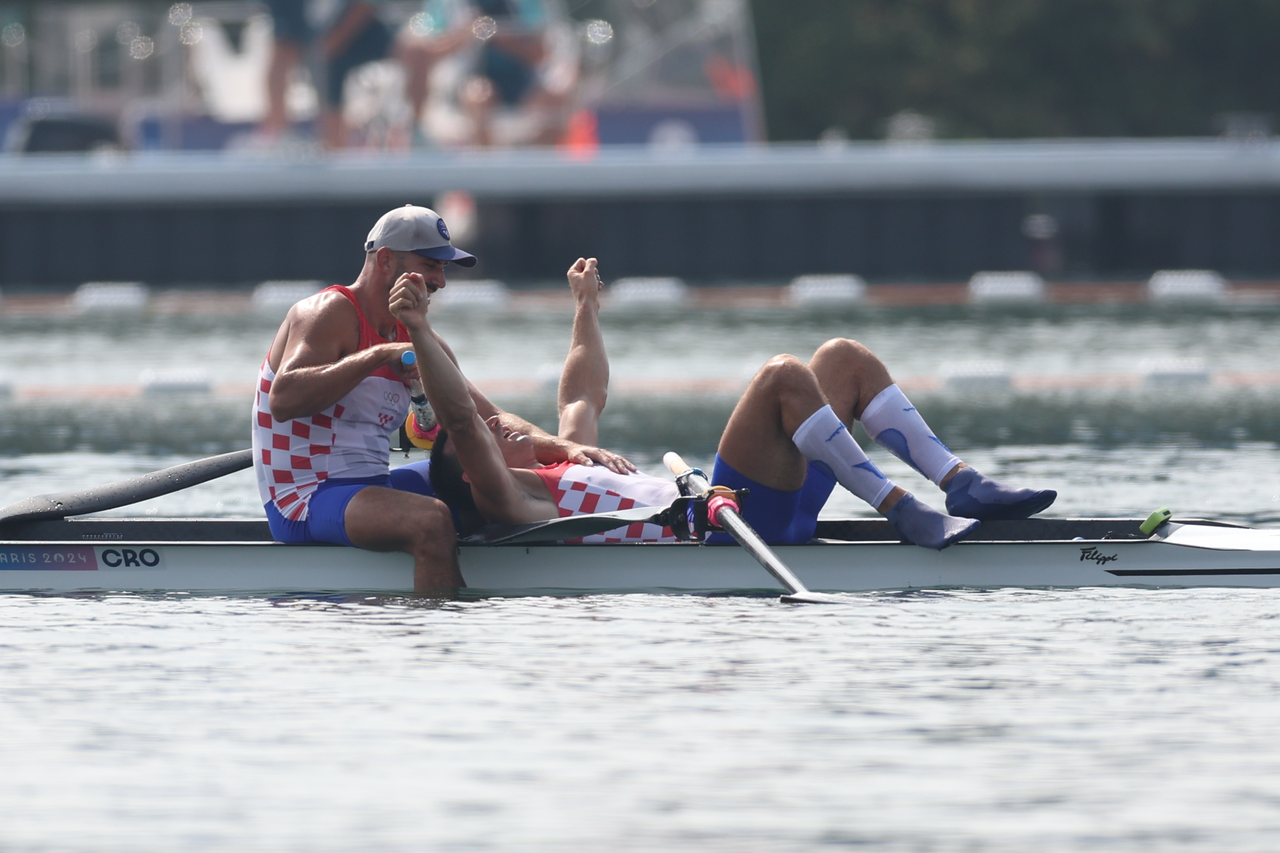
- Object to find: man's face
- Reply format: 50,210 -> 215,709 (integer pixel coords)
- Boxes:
445,419 -> 537,494
394,252 -> 447,292
485,415 -> 538,469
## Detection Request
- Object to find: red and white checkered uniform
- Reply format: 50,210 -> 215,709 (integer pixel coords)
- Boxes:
251,285 -> 410,521
531,461 -> 680,543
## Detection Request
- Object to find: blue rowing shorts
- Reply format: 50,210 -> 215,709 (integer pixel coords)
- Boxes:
708,455 -> 837,545
264,459 -> 435,546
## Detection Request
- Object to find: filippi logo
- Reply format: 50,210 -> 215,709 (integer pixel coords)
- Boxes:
1079,546 -> 1118,566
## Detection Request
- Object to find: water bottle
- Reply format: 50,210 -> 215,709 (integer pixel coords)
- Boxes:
400,351 -> 439,449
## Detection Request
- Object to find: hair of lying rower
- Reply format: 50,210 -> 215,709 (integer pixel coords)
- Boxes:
428,430 -> 483,534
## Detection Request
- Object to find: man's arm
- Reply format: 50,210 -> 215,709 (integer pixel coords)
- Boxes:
431,305 -> 634,473
551,258 -> 637,472
427,325 -> 504,422
558,257 -> 609,447
268,292 -> 412,422
497,410 -> 634,473
391,273 -> 551,523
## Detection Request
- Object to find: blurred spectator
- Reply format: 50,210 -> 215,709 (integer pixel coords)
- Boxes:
260,0 -> 306,142
260,0 -> 395,149
396,0 -> 475,147
399,0 -> 571,147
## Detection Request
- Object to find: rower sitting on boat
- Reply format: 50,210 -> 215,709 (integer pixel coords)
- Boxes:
391,257 -> 1056,549
251,204 -> 634,592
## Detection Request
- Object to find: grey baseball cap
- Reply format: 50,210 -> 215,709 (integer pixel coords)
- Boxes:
365,204 -> 477,267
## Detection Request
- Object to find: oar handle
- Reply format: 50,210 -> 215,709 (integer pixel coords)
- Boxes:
663,451 -> 692,478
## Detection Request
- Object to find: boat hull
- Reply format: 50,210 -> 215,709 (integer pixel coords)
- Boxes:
2,517 -> 1280,594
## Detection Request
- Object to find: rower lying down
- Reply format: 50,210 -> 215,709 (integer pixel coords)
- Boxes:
390,255 -> 1056,550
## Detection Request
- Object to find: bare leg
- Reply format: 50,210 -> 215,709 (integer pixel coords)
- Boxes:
344,486 -> 464,593
461,77 -> 496,146
809,337 -> 1054,520
557,258 -> 607,446
320,106 -> 346,150
717,354 -> 830,493
719,353 -> 977,548
720,352 -> 906,509
807,337 -> 893,421
263,40 -> 302,138
808,337 -> 963,486
398,39 -> 430,135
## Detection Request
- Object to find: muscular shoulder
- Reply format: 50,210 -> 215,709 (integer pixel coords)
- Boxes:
294,288 -> 357,329
270,289 -> 360,369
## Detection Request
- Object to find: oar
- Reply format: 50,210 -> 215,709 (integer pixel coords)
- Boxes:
0,449 -> 253,524
664,452 -> 842,604
473,505 -> 667,545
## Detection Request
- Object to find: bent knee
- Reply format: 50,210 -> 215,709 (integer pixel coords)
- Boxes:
381,493 -> 456,546
757,353 -> 810,384
813,337 -> 874,363
416,497 -> 456,537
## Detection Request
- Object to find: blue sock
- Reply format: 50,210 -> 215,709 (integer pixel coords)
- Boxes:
944,468 -> 1057,520
884,494 -> 979,549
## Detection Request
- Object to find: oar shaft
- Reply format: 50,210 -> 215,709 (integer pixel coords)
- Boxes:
664,451 -> 812,598
710,501 -> 810,597
0,449 -> 253,524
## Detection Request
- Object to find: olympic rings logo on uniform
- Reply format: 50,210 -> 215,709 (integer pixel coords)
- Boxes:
385,392 -> 402,405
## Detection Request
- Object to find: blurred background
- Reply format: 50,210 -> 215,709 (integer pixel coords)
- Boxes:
0,1 -> 1280,284
0,0 -> 1278,284
1,0 -> 1279,523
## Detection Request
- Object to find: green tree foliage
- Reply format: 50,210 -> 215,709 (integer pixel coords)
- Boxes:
752,0 -> 1280,140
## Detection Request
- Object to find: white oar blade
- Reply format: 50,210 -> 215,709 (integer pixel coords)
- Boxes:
779,591 -> 847,605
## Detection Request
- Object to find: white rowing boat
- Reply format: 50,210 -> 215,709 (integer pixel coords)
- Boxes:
2,515 -> 1279,595
3,451 -> 1277,597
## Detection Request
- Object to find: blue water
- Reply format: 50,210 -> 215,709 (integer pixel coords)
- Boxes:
3,300 -> 1280,849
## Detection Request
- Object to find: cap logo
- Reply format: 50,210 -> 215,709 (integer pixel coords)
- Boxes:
437,218 -> 450,241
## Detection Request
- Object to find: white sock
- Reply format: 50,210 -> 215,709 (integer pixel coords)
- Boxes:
791,405 -> 896,508
859,384 -> 961,485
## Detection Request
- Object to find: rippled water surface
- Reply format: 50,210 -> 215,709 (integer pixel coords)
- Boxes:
3,299 -> 1280,850
4,591 -> 1280,852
